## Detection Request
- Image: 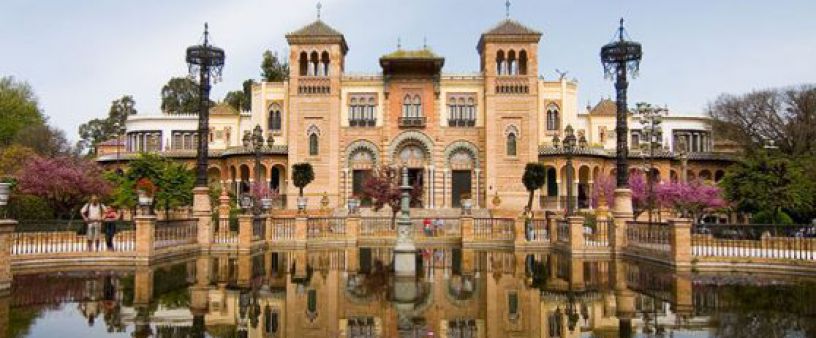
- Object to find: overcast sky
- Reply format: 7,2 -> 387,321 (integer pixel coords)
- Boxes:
2,0 -> 815,141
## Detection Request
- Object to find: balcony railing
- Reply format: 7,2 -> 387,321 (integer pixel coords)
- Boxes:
398,116 -> 426,128
448,119 -> 476,127
349,119 -> 376,127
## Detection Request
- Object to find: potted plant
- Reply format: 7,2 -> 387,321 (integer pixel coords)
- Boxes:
347,195 -> 360,215
135,178 -> 156,207
251,182 -> 274,211
292,162 -> 314,212
460,193 -> 473,215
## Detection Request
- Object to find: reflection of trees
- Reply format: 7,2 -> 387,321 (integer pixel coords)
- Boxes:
702,283 -> 816,337
153,263 -> 193,309
346,260 -> 390,300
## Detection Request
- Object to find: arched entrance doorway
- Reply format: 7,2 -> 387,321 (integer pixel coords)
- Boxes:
390,131 -> 434,208
449,149 -> 475,208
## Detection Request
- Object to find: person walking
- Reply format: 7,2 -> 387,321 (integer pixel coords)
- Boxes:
81,195 -> 106,251
103,206 -> 120,251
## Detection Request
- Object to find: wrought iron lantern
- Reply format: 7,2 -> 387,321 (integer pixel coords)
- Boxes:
552,134 -> 561,148
600,18 -> 642,188
186,23 -> 225,187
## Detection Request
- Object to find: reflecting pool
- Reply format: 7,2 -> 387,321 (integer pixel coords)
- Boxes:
4,249 -> 816,337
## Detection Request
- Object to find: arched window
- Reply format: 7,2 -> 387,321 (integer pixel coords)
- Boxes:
546,104 -> 560,131
507,133 -> 517,156
467,97 -> 475,122
413,95 -> 422,117
268,104 -> 282,131
507,50 -> 517,75
496,50 -> 505,75
321,51 -> 330,76
367,97 -> 376,121
519,50 -> 528,75
310,51 -> 319,76
299,52 -> 308,76
402,95 -> 412,117
309,133 -> 319,155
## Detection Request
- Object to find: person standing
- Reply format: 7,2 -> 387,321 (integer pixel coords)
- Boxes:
81,195 -> 106,251
103,206 -> 120,251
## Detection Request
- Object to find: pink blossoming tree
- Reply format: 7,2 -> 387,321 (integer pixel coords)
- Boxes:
16,156 -> 112,219
656,180 -> 727,222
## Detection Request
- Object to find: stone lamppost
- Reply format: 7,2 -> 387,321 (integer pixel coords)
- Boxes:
394,167 -> 417,277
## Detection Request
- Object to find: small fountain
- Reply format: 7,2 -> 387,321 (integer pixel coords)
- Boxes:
393,167 -> 417,277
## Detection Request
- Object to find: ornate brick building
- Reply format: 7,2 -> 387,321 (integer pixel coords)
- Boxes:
99,16 -> 735,212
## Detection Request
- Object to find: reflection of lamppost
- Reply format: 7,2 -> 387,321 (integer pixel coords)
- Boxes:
563,125 -> 577,216
186,23 -> 225,188
601,19 -> 642,189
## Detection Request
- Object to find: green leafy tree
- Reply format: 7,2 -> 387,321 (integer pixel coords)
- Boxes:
161,77 -> 207,115
224,79 -> 257,112
107,154 -> 194,218
261,50 -> 289,82
13,123 -> 72,156
0,76 -> 45,146
720,151 -> 815,223
291,162 -> 314,197
522,163 -> 547,211
78,95 -> 136,154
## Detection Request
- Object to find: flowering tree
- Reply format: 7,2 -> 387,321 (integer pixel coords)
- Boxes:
656,180 -> 727,222
361,166 -> 422,227
16,156 -> 112,219
591,173 -> 615,209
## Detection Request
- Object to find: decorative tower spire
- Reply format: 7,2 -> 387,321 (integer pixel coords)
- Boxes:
505,0 -> 511,18
423,36 -> 427,49
316,1 -> 322,20
203,22 -> 209,45
397,36 -> 402,50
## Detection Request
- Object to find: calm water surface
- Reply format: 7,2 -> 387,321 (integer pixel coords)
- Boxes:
4,249 -> 816,337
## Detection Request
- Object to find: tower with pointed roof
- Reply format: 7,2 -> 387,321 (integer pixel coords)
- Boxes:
284,14 -> 349,207
479,15 -> 543,209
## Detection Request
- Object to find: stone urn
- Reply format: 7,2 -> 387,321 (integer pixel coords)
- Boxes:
297,196 -> 308,212
0,182 -> 10,207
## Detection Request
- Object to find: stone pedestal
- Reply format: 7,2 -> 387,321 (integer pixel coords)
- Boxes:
346,215 -> 360,245
547,214 -> 559,244
294,216 -> 308,247
568,215 -> 585,252
238,215 -> 252,252
0,220 -> 16,292
461,216 -> 474,243
193,187 -> 214,247
513,215 -> 527,246
611,188 -> 634,254
134,216 -> 156,262
669,218 -> 692,269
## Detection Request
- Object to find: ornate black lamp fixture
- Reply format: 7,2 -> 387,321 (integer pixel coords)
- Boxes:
186,23 -> 225,187
601,19 -> 642,188
563,125 -> 577,216
244,125 -> 266,214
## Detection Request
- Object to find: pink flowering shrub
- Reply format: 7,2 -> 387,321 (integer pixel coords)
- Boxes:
16,156 -> 112,218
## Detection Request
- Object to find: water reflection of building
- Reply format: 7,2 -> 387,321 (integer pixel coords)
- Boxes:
6,251 -> 816,337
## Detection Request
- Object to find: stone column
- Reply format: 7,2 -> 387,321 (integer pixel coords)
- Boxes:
555,179 -> 562,210
190,255 -> 212,318
669,218 -> 692,269
135,215 -> 156,262
194,187 -> 214,248
342,168 -> 349,207
673,272 -> 694,319
346,248 -> 359,274
238,214 -> 252,252
0,220 -> 16,292
428,165 -> 435,208
265,212 -> 274,243
568,215 -> 585,253
611,188 -> 634,254
134,267 -> 154,305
